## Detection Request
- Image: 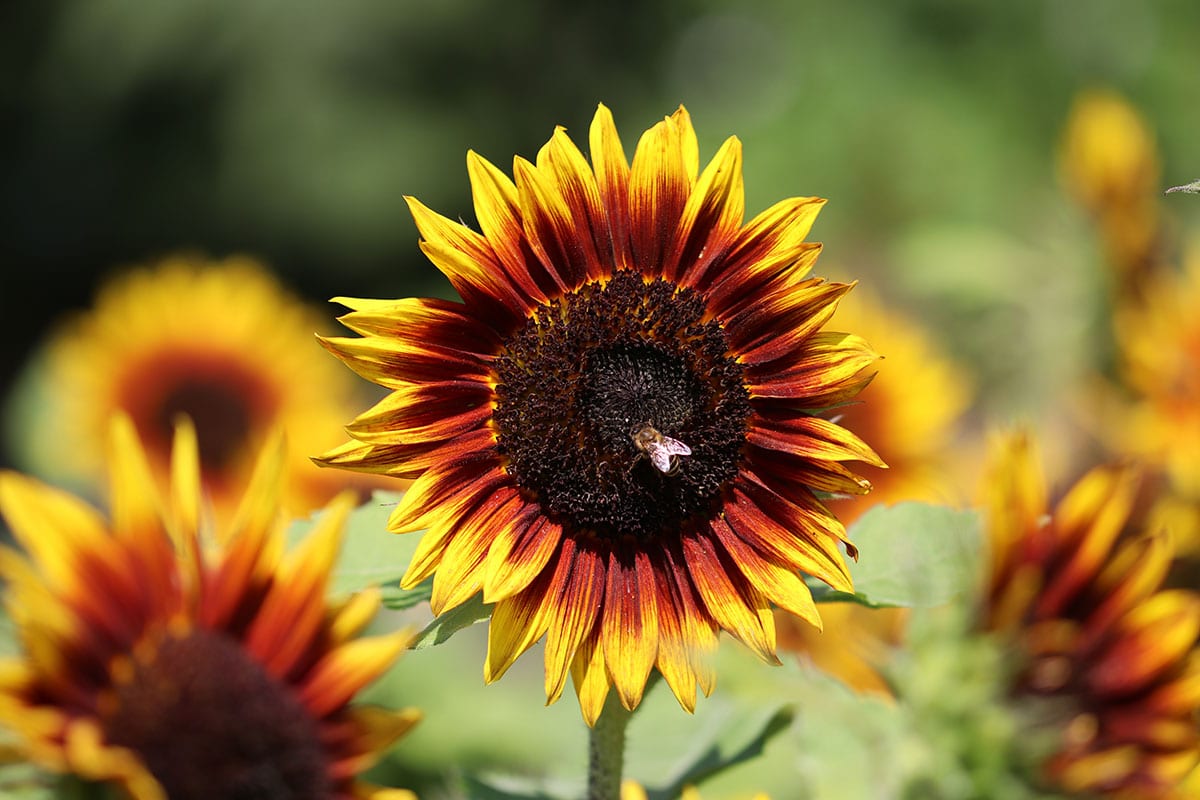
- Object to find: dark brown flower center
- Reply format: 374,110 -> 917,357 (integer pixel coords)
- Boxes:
103,629 -> 332,800
153,375 -> 255,471
493,271 -> 750,540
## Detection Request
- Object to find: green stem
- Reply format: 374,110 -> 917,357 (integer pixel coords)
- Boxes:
587,692 -> 633,800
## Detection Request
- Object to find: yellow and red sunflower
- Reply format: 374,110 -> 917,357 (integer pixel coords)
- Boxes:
982,432 -> 1200,798
317,105 -> 882,724
0,415 -> 418,799
20,255 -> 387,523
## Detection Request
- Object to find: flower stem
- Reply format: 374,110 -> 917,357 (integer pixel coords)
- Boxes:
587,692 -> 633,800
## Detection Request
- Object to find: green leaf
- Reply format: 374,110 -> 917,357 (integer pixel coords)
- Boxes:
285,490 -> 419,597
1166,179 -> 1200,194
664,648 -> 910,800
410,592 -> 493,650
648,704 -> 795,800
460,773 -> 576,800
805,578 -> 882,608
381,576 -> 433,610
840,502 -> 983,608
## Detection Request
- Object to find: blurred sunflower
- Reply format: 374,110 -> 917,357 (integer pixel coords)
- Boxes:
18,255 -> 386,522
775,601 -> 907,698
317,104 -> 883,724
774,291 -> 969,696
1058,88 -> 1165,291
1086,241 -> 1200,563
982,431 -> 1200,798
0,415 -> 418,800
818,289 -> 972,522
1112,244 -> 1200,504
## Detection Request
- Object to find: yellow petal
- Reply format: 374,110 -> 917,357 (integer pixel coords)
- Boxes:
588,104 -> 633,272
600,550 -> 659,710
570,634 -> 611,727
485,590 -> 551,683
666,135 -> 745,284
0,472 -> 108,590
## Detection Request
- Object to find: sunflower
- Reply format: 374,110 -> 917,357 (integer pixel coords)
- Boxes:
1058,88 -> 1165,290
20,254 -> 386,523
982,431 -> 1200,797
1093,241 -> 1200,562
317,105 -> 883,724
0,415 -> 419,799
1112,243 -> 1200,503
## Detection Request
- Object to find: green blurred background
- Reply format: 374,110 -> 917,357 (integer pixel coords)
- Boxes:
4,0 -> 1200,471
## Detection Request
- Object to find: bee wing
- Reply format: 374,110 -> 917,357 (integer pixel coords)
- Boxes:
649,447 -> 675,473
660,436 -> 692,456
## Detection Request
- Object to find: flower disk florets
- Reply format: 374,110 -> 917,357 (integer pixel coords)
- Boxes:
494,271 -> 750,540
105,630 -> 330,800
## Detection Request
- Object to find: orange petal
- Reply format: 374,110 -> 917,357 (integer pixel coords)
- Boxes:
1037,465 -> 1139,618
521,130 -> 608,285
332,296 -> 493,350
746,413 -> 885,468
245,492 -> 355,677
428,496 -> 511,616
389,459 -> 505,535
1088,591 -> 1200,696
326,705 -> 422,779
400,483 -> 520,589
329,586 -> 384,644
510,156 -> 574,295
649,551 -> 702,713
1080,532 -> 1172,649
730,281 -> 856,366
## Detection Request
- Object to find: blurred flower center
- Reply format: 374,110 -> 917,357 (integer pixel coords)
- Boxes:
493,271 -> 749,539
103,629 -> 331,800
154,376 -> 255,471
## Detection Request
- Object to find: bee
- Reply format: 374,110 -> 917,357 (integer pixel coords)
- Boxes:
631,424 -> 692,475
